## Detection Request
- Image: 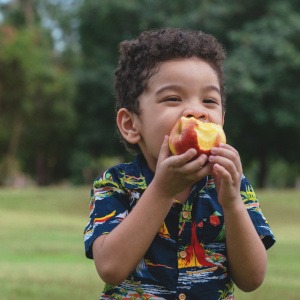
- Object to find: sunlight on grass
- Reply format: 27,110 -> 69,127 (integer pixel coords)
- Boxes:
1,187 -> 299,299
235,189 -> 300,300
0,186 -> 102,300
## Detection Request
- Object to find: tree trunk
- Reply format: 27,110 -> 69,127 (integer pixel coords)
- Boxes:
0,116 -> 23,185
36,152 -> 50,186
20,0 -> 34,26
257,154 -> 268,188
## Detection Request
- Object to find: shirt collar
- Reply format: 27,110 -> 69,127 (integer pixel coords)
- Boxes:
134,154 -> 208,194
134,154 -> 154,186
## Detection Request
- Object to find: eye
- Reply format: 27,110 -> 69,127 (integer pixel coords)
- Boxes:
163,96 -> 182,102
203,98 -> 218,104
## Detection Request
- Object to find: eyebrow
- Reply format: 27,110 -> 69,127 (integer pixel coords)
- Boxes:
154,84 -> 183,95
154,84 -> 221,95
202,85 -> 221,95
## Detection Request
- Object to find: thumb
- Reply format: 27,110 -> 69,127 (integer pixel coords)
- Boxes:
158,135 -> 171,163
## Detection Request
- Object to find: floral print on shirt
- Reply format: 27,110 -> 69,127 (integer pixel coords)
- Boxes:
84,155 -> 275,300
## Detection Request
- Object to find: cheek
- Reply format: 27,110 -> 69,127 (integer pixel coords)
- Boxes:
211,111 -> 224,126
141,114 -> 178,148
149,126 -> 170,150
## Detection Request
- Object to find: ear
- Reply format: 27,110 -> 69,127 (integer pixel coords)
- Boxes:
117,108 -> 141,145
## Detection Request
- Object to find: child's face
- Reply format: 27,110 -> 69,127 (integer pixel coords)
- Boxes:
135,57 -> 224,171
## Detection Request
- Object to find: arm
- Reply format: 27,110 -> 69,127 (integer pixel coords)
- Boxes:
208,144 -> 267,292
92,181 -> 174,286
93,136 -> 211,286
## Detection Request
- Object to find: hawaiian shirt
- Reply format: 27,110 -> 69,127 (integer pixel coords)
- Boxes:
84,155 -> 275,300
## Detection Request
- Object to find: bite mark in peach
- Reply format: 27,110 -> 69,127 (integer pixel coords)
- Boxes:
169,116 -> 226,157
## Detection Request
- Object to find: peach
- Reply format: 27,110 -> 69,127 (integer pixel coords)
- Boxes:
169,116 -> 226,157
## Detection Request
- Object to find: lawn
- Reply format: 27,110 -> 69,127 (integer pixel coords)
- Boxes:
0,187 -> 299,299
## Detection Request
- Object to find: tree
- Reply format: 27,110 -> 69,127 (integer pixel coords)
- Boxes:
225,1 -> 300,187
69,0 -> 300,186
0,0 -> 76,185
1,0 -> 299,186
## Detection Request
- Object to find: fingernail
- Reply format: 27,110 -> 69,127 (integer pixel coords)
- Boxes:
208,155 -> 215,161
211,148 -> 217,154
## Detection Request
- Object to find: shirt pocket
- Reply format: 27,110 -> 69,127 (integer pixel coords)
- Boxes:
195,215 -> 225,243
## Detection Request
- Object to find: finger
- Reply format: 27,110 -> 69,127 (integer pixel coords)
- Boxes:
210,146 -> 242,175
191,161 -> 213,180
170,148 -> 197,167
183,154 -> 208,173
157,135 -> 174,168
209,155 -> 241,182
212,163 -> 232,183
211,145 -> 238,158
160,135 -> 171,157
219,143 -> 239,155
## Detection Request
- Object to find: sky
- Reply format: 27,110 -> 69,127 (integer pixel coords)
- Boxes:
0,0 -> 10,21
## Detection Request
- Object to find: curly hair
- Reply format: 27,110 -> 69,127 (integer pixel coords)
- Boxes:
114,28 -> 227,154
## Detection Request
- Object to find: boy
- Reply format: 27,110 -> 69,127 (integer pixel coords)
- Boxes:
84,28 -> 275,300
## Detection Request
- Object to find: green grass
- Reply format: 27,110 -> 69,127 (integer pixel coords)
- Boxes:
0,187 -> 299,299
0,186 -> 102,300
235,189 -> 300,299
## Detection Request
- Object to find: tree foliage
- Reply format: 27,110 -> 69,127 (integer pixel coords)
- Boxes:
225,1 -> 300,186
0,0 -> 299,186
0,1 -> 75,185
73,0 -> 300,186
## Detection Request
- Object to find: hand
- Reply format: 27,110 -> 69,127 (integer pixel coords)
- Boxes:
208,144 -> 243,209
152,136 -> 212,199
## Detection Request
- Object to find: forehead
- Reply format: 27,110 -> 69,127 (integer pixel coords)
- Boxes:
145,57 -> 220,90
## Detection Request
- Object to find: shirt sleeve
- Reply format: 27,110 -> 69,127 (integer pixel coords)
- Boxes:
240,175 -> 275,250
83,168 -> 130,259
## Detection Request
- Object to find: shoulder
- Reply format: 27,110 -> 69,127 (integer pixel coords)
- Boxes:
239,175 -> 258,203
92,156 -> 148,191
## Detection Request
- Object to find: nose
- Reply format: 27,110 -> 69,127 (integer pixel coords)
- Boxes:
183,105 -> 208,121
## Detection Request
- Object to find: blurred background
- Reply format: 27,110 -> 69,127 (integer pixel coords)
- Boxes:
0,1 -> 299,299
0,0 -> 299,188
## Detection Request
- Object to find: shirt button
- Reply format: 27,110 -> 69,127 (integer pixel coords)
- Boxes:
178,293 -> 186,300
182,211 -> 189,219
179,250 -> 187,259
